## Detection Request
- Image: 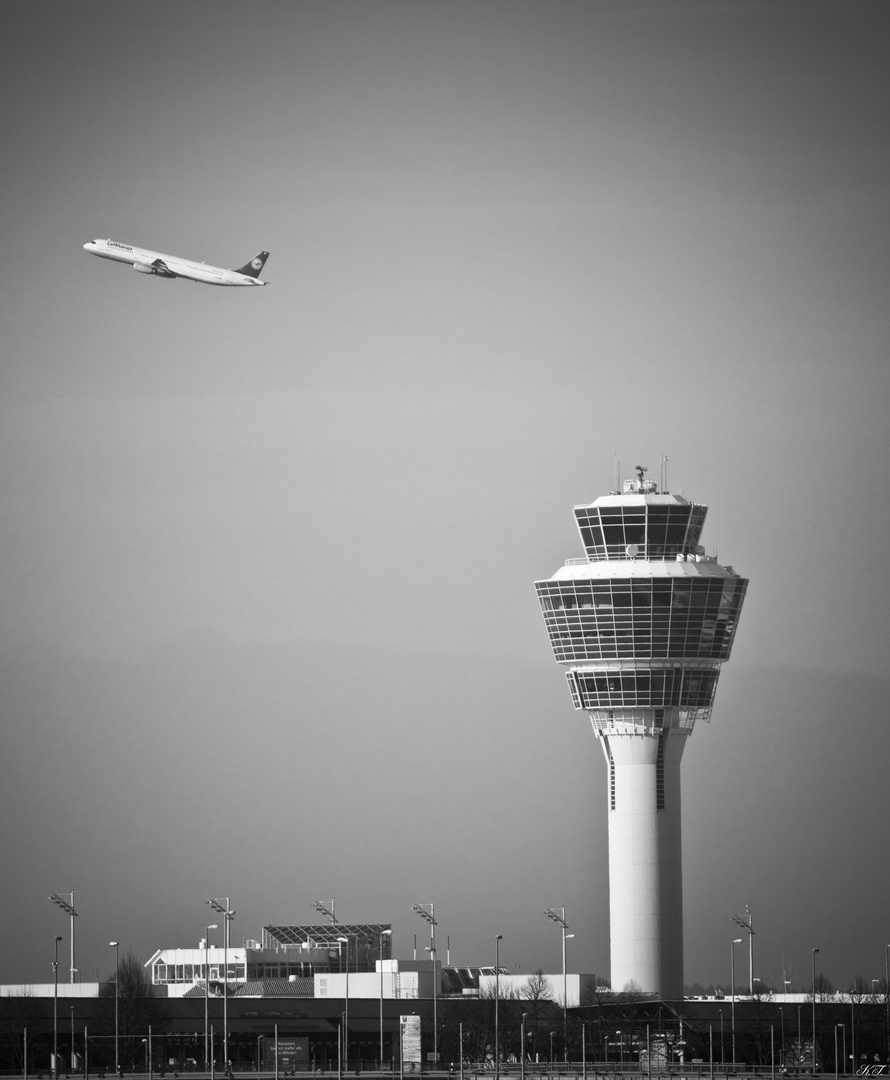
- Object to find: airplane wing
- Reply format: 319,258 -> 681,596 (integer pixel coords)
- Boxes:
148,258 -> 179,279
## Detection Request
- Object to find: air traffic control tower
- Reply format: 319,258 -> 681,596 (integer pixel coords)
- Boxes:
535,469 -> 748,998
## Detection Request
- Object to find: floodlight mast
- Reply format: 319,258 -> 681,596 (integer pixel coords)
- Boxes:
48,893 -> 78,983
412,905 -> 438,1062
207,899 -> 235,1072
313,899 -> 337,924
731,906 -> 755,995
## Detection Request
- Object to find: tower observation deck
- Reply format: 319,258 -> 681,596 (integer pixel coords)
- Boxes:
535,472 -> 748,998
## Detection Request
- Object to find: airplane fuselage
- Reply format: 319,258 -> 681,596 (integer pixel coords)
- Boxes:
83,238 -> 269,286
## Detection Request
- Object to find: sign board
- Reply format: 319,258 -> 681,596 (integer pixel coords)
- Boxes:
275,1038 -> 309,1072
400,1015 -> 422,1066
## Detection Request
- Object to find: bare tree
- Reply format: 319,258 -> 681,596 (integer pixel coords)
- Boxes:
521,971 -> 553,1061
0,988 -> 47,1072
100,949 -> 162,1069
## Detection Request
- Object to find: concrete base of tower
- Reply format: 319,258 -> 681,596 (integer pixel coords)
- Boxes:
599,730 -> 686,999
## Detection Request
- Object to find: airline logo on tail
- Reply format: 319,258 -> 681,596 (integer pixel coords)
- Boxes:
237,251 -> 270,278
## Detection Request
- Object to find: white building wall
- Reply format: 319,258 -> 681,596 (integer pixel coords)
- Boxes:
478,974 -> 596,1008
314,970 -> 424,999
0,984 -> 101,998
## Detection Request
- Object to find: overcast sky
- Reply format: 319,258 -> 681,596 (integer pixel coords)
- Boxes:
1,0 -> 888,992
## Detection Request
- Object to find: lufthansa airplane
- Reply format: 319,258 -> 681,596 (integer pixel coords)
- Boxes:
83,238 -> 270,286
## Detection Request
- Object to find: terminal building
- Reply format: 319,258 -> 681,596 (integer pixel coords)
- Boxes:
147,923 -> 394,994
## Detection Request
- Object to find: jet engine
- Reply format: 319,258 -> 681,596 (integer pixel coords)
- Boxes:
133,262 -> 155,274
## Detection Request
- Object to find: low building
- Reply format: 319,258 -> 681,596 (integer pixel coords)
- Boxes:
147,924 -> 392,995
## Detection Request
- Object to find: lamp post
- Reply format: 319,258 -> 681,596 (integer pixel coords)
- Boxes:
379,928 -> 392,1067
48,893 -> 78,983
731,938 -> 742,1067
812,948 -> 820,1075
798,1007 -> 802,1069
494,935 -> 503,1080
544,907 -> 574,1062
885,945 -> 889,1066
207,898 -> 235,1072
833,1026 -> 839,1080
521,1014 -> 527,1080
412,904 -> 439,1064
53,935 -> 63,1080
338,936 -> 350,1070
109,942 -> 120,1075
204,925 -> 218,1071
850,996 -> 855,1076
780,1009 -> 785,1070
550,1032 -> 555,1067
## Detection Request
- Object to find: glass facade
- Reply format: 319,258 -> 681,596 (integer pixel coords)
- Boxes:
536,576 -> 746,662
152,962 -> 247,983
574,503 -> 707,560
567,667 -> 719,710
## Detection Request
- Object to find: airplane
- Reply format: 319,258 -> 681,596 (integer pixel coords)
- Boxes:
82,238 -> 270,286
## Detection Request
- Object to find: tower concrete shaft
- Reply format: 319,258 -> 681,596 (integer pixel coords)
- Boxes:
535,475 -> 747,998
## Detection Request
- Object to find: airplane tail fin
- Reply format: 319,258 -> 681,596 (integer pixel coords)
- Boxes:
236,251 -> 270,278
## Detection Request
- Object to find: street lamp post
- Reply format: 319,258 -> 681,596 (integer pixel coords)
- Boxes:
338,936 -> 350,1070
833,1026 -> 839,1080
204,925 -> 218,1071
109,942 -> 120,1075
53,935 -> 63,1080
731,938 -> 742,1067
207,898 -> 235,1072
379,929 -> 393,1067
885,945 -> 890,1066
780,1009 -> 785,1069
544,907 -> 574,1062
813,948 -> 820,1075
48,894 -> 78,983
495,935 -> 503,1080
798,1007 -> 802,1069
850,996 -> 855,1075
521,1014 -> 527,1080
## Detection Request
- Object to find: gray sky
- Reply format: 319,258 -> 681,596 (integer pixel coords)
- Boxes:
1,0 -> 888,991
